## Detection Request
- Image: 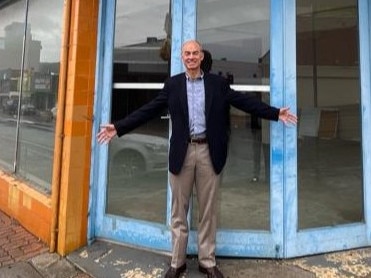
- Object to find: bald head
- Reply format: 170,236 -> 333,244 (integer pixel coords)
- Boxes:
181,40 -> 203,53
181,40 -> 204,78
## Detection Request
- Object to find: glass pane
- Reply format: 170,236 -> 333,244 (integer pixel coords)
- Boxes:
106,0 -> 171,223
296,0 -> 363,229
195,0 -> 271,230
0,0 -> 25,172
14,0 -> 62,194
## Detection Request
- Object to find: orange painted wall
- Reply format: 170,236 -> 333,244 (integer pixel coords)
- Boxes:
56,0 -> 99,256
0,171 -> 51,244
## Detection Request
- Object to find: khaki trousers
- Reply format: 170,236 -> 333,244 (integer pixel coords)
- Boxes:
169,143 -> 221,268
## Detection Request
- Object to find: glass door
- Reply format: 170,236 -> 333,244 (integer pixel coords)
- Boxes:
91,0 -> 371,258
296,0 -> 362,230
106,0 -> 171,224
285,0 -> 371,257
187,0 -> 285,257
91,0 -> 286,256
90,0 -> 174,251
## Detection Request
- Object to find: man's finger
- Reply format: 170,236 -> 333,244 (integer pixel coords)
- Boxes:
100,124 -> 111,129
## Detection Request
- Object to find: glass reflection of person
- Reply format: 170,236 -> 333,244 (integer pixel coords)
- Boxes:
97,40 -> 297,278
200,49 -> 212,73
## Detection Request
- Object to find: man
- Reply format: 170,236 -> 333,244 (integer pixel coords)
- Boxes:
97,40 -> 297,278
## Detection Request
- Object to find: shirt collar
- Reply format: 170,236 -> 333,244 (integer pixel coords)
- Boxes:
185,70 -> 204,81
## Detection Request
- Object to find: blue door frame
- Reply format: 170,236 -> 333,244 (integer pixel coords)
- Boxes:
89,0 -> 371,258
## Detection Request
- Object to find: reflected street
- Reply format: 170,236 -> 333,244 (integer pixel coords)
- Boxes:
0,115 -> 55,192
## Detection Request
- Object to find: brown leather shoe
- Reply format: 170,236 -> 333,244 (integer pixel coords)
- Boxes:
199,265 -> 224,278
164,263 -> 186,278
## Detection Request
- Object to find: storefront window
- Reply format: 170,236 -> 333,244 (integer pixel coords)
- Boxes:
0,0 -> 63,194
296,0 -> 363,229
196,0 -> 271,230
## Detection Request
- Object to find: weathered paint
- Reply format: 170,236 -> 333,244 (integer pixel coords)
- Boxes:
90,0 -> 116,244
358,0 -> 371,245
270,0 -> 286,259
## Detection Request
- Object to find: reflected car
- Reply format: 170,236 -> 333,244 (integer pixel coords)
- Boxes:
2,98 -> 18,115
21,104 -> 36,115
109,133 -> 168,179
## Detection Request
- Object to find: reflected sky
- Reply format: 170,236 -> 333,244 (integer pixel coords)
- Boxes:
197,0 -> 270,63
0,0 -> 270,63
0,0 -> 356,63
115,0 -> 270,63
115,0 -> 170,47
0,0 -> 63,62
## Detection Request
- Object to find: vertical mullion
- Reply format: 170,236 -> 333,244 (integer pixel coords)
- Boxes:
91,0 -> 116,237
282,0 -> 298,258
358,0 -> 371,243
270,0 -> 285,258
167,0 -> 198,252
13,0 -> 30,173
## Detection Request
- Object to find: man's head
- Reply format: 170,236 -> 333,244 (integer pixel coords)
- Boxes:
181,40 -> 204,73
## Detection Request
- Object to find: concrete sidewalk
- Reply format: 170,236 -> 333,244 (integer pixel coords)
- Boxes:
2,209 -> 371,278
67,241 -> 371,278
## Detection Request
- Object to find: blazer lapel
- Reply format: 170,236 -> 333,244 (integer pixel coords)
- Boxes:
203,74 -> 213,119
178,74 -> 189,124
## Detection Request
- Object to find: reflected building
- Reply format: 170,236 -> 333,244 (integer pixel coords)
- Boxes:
0,22 -> 41,71
0,21 -> 57,113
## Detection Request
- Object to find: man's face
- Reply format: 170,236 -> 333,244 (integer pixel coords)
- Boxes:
181,41 -> 204,71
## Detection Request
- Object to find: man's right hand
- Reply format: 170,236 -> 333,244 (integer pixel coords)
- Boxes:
97,124 -> 117,144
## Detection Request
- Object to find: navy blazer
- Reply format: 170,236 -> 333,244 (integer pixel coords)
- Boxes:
113,72 -> 280,175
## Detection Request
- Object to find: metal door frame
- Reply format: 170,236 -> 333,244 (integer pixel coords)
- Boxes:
89,0 -> 371,258
88,0 -> 285,257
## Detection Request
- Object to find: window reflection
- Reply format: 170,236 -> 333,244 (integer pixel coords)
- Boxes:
0,0 -> 63,193
197,0 -> 270,85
